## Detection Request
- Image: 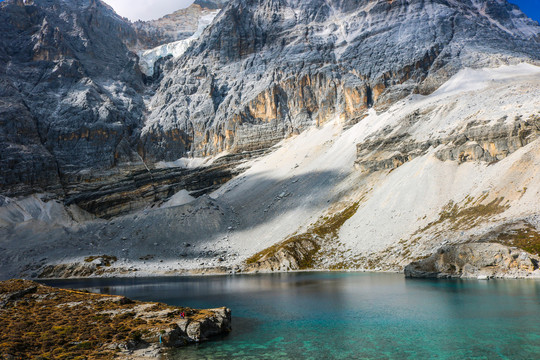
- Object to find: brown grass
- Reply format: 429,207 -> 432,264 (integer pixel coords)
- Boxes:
494,225 -> 540,256
0,280 -> 202,359
416,195 -> 509,234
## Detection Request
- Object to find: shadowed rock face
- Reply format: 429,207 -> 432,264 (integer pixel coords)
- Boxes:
0,0 -> 147,196
143,0 -> 540,160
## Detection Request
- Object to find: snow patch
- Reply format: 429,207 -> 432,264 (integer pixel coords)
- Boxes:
139,11 -> 219,76
155,156 -> 214,169
433,63 -> 540,97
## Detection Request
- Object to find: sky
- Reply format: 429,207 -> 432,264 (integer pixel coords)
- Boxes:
102,0 -> 194,21
510,0 -> 540,22
0,0 -> 538,23
99,0 -> 540,22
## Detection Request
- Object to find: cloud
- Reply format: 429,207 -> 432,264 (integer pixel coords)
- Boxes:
103,0 -> 195,21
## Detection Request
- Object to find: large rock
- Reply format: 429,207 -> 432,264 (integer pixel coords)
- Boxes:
404,243 -> 540,279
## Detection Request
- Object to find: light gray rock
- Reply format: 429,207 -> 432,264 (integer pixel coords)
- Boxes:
404,243 -> 540,279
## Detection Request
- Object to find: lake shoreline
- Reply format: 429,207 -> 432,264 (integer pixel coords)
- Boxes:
0,279 -> 231,359
40,272 -> 540,360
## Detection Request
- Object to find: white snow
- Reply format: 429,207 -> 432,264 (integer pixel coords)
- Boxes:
139,11 -> 219,76
155,155 -> 216,169
432,63 -> 540,97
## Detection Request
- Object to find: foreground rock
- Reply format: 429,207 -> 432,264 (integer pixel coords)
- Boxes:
0,279 -> 231,359
404,243 -> 540,279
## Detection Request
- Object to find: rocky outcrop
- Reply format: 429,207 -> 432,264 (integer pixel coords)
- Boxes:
244,237 -> 320,273
355,114 -> 540,172
0,279 -> 231,359
404,243 -> 540,279
435,116 -> 540,163
64,162 -> 241,218
243,202 -> 360,272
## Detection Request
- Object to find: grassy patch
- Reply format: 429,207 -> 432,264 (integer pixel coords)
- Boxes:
0,280 -> 209,359
494,224 -> 540,256
417,195 -> 509,234
246,201 -> 360,269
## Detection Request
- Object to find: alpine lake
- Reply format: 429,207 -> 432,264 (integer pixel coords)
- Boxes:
42,272 -> 540,359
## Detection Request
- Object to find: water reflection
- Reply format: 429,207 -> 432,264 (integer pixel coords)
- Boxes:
41,273 -> 540,359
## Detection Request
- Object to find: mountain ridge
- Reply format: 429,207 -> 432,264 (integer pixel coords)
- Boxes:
142,0 -> 540,161
1,0 -> 540,280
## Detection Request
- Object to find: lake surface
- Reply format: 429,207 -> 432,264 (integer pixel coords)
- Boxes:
42,272 -> 540,359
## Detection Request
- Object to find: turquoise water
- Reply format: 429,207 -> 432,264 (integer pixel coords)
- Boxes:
43,272 -> 540,359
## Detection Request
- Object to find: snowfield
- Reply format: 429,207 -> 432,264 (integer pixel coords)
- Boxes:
138,11 -> 219,76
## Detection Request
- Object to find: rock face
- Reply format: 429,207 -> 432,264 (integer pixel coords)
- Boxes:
143,0 -> 540,161
0,0 -> 146,196
2,0 -> 540,279
355,114 -> 540,172
63,161 -> 241,218
1,0 -> 539,195
404,243 -> 540,279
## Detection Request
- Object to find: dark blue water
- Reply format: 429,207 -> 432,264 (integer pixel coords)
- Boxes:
42,272 -> 540,359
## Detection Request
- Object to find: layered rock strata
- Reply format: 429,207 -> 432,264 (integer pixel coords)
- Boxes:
144,0 -> 540,160
64,162 -> 241,218
355,115 -> 540,172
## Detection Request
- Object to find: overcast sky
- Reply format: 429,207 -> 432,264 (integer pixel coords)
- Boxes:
103,0 -> 195,21
101,0 -> 539,23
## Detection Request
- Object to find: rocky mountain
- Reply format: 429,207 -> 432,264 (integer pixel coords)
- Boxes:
1,0 -> 540,280
142,0 -> 540,161
0,0 -> 146,197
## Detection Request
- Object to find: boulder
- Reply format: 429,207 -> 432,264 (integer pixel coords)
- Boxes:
405,243 -> 540,279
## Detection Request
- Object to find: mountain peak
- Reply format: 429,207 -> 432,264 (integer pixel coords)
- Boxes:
141,0 -> 540,160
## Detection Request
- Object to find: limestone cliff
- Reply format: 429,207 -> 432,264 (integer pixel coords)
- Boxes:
143,0 -> 540,161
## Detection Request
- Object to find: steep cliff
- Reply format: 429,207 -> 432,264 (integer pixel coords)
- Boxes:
1,0 -> 540,279
0,0 -> 147,196
143,0 -> 540,161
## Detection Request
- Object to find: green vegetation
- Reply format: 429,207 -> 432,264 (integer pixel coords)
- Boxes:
246,201 -> 361,269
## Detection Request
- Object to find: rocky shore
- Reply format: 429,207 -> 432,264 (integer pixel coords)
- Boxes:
0,279 -> 231,359
404,243 -> 540,279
